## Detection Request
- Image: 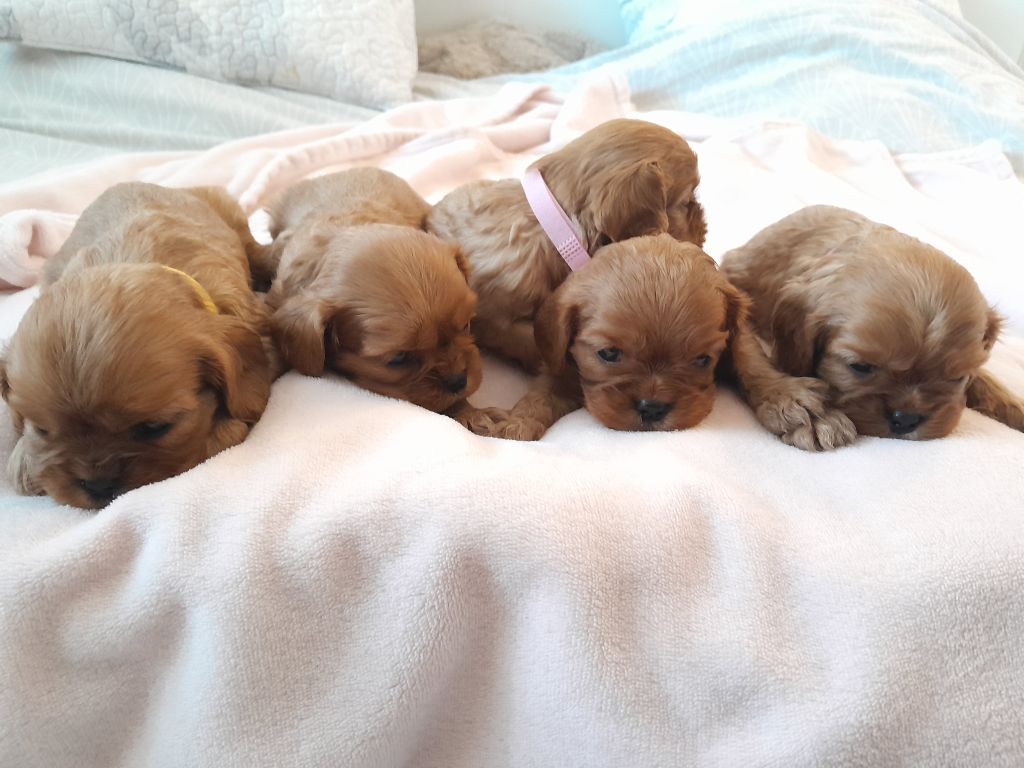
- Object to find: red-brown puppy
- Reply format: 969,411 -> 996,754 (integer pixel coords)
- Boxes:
266,169 -> 483,414
0,182 -> 276,509
721,205 -> 1024,441
428,119 -> 707,373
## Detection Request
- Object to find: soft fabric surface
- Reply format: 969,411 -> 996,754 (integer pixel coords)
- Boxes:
569,0 -> 1024,172
619,0 -> 963,42
419,20 -> 603,79
3,0 -> 1022,182
1,74 -> 1024,767
0,0 -> 417,108
0,40 -> 382,182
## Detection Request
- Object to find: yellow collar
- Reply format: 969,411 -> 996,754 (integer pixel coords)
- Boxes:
160,266 -> 218,314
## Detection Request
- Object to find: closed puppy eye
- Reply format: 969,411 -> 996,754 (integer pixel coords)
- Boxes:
132,421 -> 175,442
692,354 -> 712,369
32,424 -> 49,438
597,347 -> 622,363
387,352 -> 414,368
848,362 -> 876,375
947,375 -> 969,385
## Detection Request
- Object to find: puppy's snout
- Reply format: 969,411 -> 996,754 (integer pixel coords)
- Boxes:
78,476 -> 119,505
635,399 -> 671,424
887,410 -> 926,435
442,373 -> 468,394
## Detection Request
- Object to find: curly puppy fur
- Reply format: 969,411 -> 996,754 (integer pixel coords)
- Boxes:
721,205 -> 1023,441
1,182 -> 276,509
428,119 -> 707,373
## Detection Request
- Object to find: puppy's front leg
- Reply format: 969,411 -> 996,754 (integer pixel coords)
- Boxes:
967,370 -> 1024,431
445,376 -> 578,441
446,400 -> 519,436
490,374 -> 580,441
729,326 -> 857,451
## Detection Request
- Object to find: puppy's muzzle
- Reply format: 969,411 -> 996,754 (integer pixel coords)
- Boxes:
635,399 -> 672,424
78,476 -> 120,506
441,373 -> 468,394
888,410 -> 926,436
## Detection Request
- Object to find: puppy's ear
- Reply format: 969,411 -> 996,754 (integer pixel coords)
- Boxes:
451,246 -> 471,282
770,290 -> 830,377
684,198 -> 708,248
983,308 -> 1003,352
271,296 -> 330,376
592,161 -> 669,243
719,280 -> 751,339
271,296 -> 362,377
202,316 -> 273,424
534,283 -> 581,376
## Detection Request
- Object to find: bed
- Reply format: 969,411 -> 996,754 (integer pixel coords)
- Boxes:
1,2 -> 1023,766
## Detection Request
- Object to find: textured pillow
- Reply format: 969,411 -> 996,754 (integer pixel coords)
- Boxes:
620,0 -> 963,42
0,0 -> 416,108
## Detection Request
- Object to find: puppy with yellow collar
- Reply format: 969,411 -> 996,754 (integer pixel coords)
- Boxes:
0,182 -> 278,509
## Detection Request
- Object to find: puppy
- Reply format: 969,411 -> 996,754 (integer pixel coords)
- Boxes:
721,205 -> 1024,440
474,234 -> 851,444
428,118 -> 707,373
266,169 -> 483,415
267,166 -> 431,262
0,182 -> 276,509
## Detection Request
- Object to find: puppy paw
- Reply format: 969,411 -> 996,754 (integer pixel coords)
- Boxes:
7,437 -> 42,496
1004,400 -> 1024,431
492,415 -> 548,441
448,404 -> 510,437
755,379 -> 857,451
448,404 -> 549,441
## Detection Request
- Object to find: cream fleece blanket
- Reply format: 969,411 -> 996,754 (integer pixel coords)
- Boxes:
1,72 -> 1023,767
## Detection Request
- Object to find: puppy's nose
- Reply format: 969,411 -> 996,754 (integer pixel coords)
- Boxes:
442,373 -> 468,394
635,399 -> 671,423
888,410 -> 926,435
79,477 -> 118,505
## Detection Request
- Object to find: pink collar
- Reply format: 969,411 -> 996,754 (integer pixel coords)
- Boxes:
521,168 -> 591,271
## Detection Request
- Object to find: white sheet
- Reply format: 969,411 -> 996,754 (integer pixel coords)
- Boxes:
2,72 -> 1024,767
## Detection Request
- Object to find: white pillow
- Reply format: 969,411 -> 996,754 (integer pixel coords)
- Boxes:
620,0 -> 962,42
0,0 -> 417,108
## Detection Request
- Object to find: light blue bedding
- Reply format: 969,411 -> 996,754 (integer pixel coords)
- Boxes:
0,43 -> 380,182
507,0 -> 1024,168
2,0 -> 1022,182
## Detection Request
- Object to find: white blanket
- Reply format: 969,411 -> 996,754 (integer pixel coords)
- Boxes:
2,72 -> 1024,767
